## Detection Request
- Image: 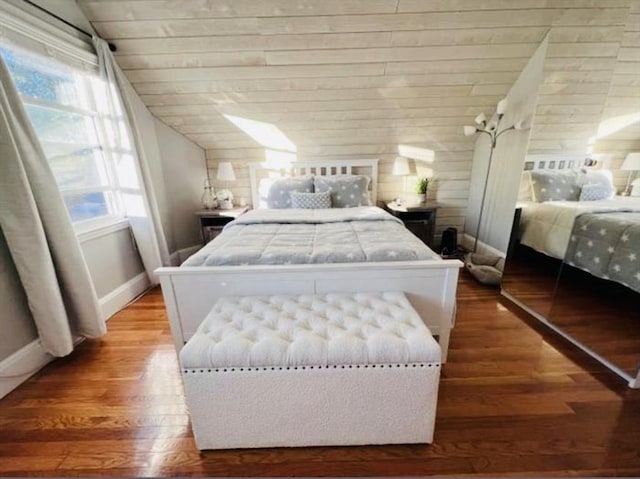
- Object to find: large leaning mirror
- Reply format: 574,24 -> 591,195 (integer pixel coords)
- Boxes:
500,14 -> 640,387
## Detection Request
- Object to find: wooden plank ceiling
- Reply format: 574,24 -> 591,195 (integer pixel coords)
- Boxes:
79,0 -> 634,238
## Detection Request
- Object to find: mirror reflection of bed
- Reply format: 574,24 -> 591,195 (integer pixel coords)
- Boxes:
502,155 -> 640,386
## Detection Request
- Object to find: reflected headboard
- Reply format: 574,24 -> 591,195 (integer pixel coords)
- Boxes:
248,159 -> 379,208
524,154 -> 612,171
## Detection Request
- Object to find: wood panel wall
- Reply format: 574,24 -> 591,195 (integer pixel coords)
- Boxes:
79,0 -> 638,239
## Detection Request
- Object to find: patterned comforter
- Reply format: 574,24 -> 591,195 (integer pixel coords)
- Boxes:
565,211 -> 640,293
183,206 -> 436,266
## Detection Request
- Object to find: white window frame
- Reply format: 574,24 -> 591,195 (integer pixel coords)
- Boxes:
3,45 -> 130,235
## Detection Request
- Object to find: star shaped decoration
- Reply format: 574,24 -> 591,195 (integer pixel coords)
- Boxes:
635,272 -> 640,282
571,235 -> 576,242
607,246 -> 615,254
614,264 -> 621,272
594,257 -> 600,264
599,228 -> 607,236
630,253 -> 637,261
576,251 -> 583,258
621,233 -> 629,242
587,240 -> 594,248
581,224 -> 588,231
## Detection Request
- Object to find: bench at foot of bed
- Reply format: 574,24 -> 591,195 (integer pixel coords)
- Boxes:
179,291 -> 442,450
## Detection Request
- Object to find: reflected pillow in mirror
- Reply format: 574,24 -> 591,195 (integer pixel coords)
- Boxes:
577,169 -> 615,201
579,183 -> 614,201
290,190 -> 331,209
263,176 -> 314,209
530,170 -> 580,202
313,175 -> 372,208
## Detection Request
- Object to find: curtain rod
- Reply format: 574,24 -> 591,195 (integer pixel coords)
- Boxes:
22,0 -> 117,51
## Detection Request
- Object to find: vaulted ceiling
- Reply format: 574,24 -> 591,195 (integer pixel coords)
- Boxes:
78,0 -> 636,235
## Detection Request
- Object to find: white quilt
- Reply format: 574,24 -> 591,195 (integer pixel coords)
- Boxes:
184,206 -> 436,266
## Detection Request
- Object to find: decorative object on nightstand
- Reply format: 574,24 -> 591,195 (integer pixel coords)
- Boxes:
216,162 -> 236,209
201,178 -> 217,210
621,152 -> 640,196
415,177 -> 431,205
195,206 -> 249,244
392,156 -> 410,205
381,201 -> 438,248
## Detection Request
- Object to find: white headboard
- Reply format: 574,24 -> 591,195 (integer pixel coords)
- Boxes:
249,159 -> 379,208
524,154 -> 612,171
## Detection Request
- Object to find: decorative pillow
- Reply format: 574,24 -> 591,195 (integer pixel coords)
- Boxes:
577,169 -> 615,201
313,175 -> 372,208
579,183 -> 613,201
290,190 -> 331,209
264,176 -> 314,209
530,170 -> 580,202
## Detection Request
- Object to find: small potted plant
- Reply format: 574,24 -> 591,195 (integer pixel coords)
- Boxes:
415,177 -> 431,204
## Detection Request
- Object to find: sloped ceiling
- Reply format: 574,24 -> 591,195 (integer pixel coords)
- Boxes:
78,0 -> 633,237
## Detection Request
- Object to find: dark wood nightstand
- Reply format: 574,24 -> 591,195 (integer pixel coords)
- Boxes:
380,201 -> 438,248
195,207 -> 249,244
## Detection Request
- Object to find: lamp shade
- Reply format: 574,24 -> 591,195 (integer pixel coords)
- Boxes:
216,162 -> 236,181
392,156 -> 410,176
463,125 -> 478,136
621,152 -> 640,171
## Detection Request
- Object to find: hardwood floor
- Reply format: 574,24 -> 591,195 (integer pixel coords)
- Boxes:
2,272 -> 640,476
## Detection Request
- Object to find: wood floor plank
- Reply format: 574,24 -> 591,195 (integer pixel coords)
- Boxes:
1,273 -> 639,476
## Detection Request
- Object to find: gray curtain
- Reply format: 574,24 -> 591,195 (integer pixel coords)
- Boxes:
0,57 -> 105,357
93,37 -> 169,283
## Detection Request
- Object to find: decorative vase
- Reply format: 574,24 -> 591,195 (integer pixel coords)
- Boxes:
415,193 -> 426,204
201,179 -> 218,209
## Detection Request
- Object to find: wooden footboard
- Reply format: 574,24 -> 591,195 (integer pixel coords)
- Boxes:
156,259 -> 462,361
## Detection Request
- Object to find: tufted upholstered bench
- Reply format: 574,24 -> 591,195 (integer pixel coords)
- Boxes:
179,291 -> 441,450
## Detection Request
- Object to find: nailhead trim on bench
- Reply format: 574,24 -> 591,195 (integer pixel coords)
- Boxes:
182,363 -> 441,374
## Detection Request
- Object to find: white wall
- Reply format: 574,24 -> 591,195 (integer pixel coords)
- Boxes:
465,35 -> 548,254
154,118 -> 205,256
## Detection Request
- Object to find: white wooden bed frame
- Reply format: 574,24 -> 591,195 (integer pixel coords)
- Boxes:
157,159 -> 462,361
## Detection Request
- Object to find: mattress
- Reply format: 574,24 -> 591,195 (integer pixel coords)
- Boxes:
183,206 -> 437,266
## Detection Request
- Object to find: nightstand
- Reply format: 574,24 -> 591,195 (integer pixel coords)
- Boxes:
381,201 -> 438,248
195,207 -> 249,244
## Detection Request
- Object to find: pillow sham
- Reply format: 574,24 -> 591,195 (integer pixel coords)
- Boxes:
313,175 -> 372,208
263,176 -> 314,209
579,183 -> 613,202
290,190 -> 331,209
577,169 -> 615,201
530,170 -> 580,202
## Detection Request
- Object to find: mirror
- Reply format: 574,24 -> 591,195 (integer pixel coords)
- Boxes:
501,11 -> 640,387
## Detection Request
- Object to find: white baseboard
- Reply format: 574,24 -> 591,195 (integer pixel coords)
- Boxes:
99,272 -> 150,321
169,245 -> 201,266
0,340 -> 52,399
461,233 -> 506,258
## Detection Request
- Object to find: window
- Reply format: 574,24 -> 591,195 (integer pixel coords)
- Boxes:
1,44 -> 125,227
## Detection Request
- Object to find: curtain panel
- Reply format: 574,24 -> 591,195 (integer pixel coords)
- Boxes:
0,57 -> 105,357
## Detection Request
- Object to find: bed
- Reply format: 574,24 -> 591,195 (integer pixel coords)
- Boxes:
156,159 -> 462,360
517,155 -> 640,293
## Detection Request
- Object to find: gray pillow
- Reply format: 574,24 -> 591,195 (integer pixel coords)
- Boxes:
266,176 -> 314,209
313,175 -> 372,208
577,169 -> 615,201
290,191 -> 331,209
530,170 -> 580,202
